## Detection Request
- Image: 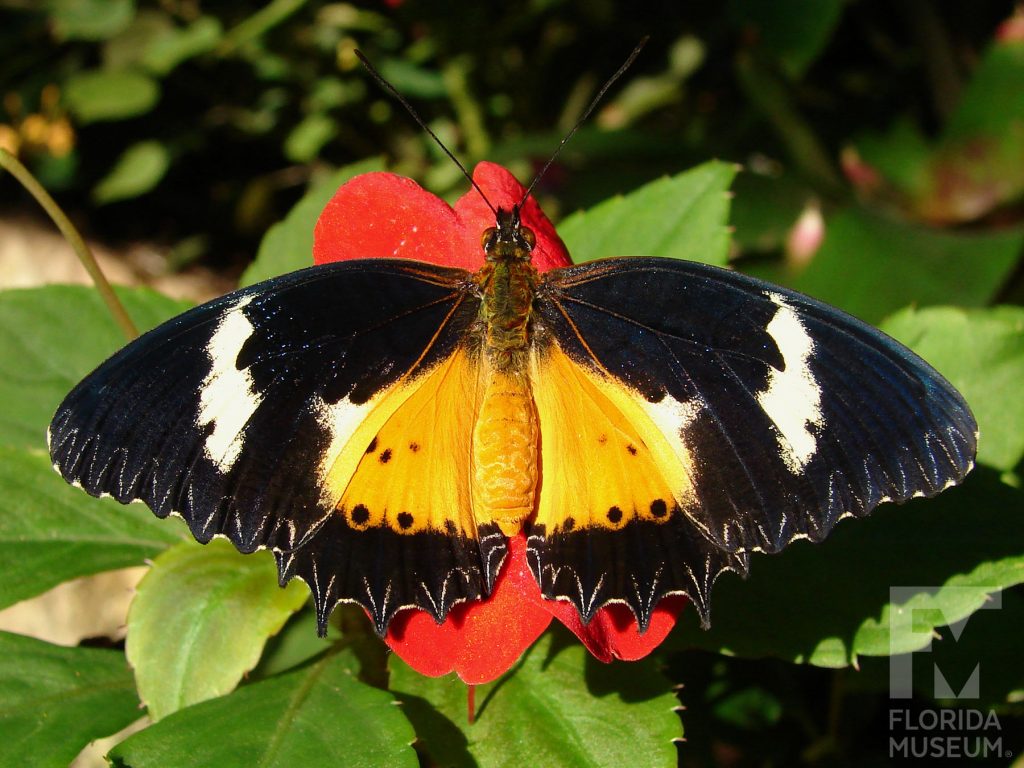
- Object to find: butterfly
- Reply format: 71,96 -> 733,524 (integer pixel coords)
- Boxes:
47,181 -> 977,639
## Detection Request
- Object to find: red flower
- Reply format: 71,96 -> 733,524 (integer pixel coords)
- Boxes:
314,161 -> 685,683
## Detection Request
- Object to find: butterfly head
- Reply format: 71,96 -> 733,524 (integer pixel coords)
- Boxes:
482,206 -> 536,263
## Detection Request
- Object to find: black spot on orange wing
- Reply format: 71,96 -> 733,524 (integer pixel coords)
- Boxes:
626,444 -> 637,456
379,448 -> 393,464
409,442 -> 420,452
365,437 -> 378,454
650,499 -> 667,518
351,504 -> 370,525
397,511 -> 414,529
607,506 -> 623,524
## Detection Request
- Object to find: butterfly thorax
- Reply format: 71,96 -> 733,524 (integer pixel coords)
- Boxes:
472,206 -> 540,535
477,207 -> 538,368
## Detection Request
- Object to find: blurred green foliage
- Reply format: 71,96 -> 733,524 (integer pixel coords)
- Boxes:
1,2 -> 1023,767
1,1 -> 1017,271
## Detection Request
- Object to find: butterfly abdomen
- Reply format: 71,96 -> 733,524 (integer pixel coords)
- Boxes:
473,370 -> 538,536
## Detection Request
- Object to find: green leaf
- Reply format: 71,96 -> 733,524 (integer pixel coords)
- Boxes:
92,140 -> 171,204
241,158 -> 384,287
249,607 -> 334,679
390,628 -> 680,768
944,40 -> 1024,141
853,117 -> 933,198
140,16 -> 222,75
284,113 -> 338,163
729,0 -> 844,77
126,539 -> 308,721
0,630 -> 139,767
0,447 -> 182,610
63,69 -> 160,124
882,306 -> 1024,472
729,170 -> 809,254
665,468 -> 1024,667
557,161 -> 737,267
789,208 -> 1024,324
377,58 -> 447,99
110,651 -> 418,768
50,0 -> 135,41
104,11 -> 222,76
0,285 -> 192,451
883,586 -> 1024,706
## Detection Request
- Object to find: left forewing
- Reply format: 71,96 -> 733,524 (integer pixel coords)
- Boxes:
48,260 -> 494,635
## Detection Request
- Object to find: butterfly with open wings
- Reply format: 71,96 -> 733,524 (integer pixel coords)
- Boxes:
48,160 -> 977,658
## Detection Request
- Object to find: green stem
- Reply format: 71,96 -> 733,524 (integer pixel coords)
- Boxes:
218,0 -> 309,56
0,148 -> 138,340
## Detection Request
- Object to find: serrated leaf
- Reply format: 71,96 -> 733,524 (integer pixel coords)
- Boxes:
557,161 -> 736,266
63,69 -> 160,123
881,305 -> 1024,472
126,539 -> 308,721
0,630 -> 139,767
0,447 -> 182,609
241,158 -> 385,287
50,0 -> 135,41
0,285 -> 191,451
790,208 -> 1024,323
109,651 -> 418,768
92,140 -> 171,204
390,627 -> 680,768
858,587 -> 1024,707
665,468 -> 1024,667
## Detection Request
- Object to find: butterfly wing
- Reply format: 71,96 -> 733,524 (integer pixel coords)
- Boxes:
529,257 -> 977,629
48,259 -> 501,635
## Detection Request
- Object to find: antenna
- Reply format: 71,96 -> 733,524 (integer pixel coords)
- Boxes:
518,36 -> 649,208
355,50 -> 497,217
357,38 -> 649,217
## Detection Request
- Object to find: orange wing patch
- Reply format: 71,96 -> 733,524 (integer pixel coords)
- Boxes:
529,345 -> 697,534
328,348 -> 485,536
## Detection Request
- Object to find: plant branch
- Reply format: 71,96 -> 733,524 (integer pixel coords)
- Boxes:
0,148 -> 138,340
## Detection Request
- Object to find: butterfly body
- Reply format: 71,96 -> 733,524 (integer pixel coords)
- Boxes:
473,207 -> 542,535
49,198 -> 977,638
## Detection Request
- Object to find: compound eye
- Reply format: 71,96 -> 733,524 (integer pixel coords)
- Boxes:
481,227 -> 497,250
522,227 -> 536,249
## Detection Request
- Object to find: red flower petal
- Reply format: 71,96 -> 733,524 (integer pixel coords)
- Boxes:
452,162 -> 572,272
313,173 -> 468,267
313,162 -> 571,271
384,535 -> 552,684
541,596 -> 688,663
